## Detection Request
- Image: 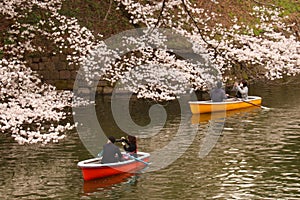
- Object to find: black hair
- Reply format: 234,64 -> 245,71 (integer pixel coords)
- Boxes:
128,135 -> 137,144
108,136 -> 116,143
242,80 -> 248,87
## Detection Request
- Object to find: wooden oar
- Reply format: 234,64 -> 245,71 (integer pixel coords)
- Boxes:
97,150 -> 150,165
229,96 -> 270,110
243,100 -> 269,109
97,150 -> 103,157
127,154 -> 150,166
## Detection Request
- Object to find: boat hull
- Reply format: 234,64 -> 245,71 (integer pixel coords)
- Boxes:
191,106 -> 260,124
83,172 -> 137,192
78,152 -> 150,181
189,96 -> 262,114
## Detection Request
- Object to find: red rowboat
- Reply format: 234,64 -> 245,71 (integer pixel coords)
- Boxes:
77,152 -> 150,181
83,173 -> 138,193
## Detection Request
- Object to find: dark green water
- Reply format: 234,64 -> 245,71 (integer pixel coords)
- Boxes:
1,80 -> 300,199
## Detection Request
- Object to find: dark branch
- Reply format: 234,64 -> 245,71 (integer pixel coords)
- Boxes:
251,0 -> 277,7
104,0 -> 113,21
181,0 -> 220,58
152,0 -> 167,30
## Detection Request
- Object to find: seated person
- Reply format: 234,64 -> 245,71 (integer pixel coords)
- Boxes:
101,136 -> 123,164
233,80 -> 248,100
210,81 -> 228,102
121,135 -> 137,157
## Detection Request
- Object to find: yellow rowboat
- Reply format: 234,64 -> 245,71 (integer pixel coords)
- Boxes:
188,96 -> 262,114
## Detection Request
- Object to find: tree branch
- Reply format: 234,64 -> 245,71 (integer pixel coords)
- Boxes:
181,0 -> 220,58
152,0 -> 167,30
104,0 -> 113,21
251,0 -> 277,8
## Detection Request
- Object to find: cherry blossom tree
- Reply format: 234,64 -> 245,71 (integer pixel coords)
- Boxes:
0,0 -> 299,144
113,0 -> 300,81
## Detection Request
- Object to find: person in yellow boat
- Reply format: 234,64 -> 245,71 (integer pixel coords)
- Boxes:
101,136 -> 123,164
210,81 -> 228,102
233,80 -> 248,100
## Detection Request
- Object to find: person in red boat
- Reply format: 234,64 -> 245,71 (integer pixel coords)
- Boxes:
121,135 -> 137,157
101,136 -> 123,164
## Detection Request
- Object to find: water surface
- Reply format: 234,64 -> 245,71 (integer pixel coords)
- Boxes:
1,80 -> 300,199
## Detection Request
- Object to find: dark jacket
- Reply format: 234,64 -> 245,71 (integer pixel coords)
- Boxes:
210,88 -> 227,102
101,143 -> 122,164
123,140 -> 137,153
123,139 -> 137,157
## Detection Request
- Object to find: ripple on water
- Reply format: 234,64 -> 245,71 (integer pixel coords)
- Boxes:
2,85 -> 300,199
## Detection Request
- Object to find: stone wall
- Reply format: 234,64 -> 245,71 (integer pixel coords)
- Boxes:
26,54 -> 114,94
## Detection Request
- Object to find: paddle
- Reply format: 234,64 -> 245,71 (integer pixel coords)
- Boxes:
127,154 -> 150,166
97,150 -> 103,157
98,150 -> 150,165
228,96 -> 270,110
243,100 -> 270,109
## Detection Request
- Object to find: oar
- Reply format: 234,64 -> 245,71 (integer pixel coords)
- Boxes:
97,150 -> 103,157
243,99 -> 270,110
229,96 -> 270,110
127,154 -> 150,166
241,99 -> 268,109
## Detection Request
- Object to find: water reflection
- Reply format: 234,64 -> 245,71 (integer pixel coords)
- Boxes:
0,133 -> 85,199
94,95 -> 199,173
190,106 -> 261,124
191,106 -> 261,159
1,81 -> 300,199
82,173 -> 140,194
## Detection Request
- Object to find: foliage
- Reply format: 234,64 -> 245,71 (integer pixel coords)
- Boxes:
0,0 -> 299,144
